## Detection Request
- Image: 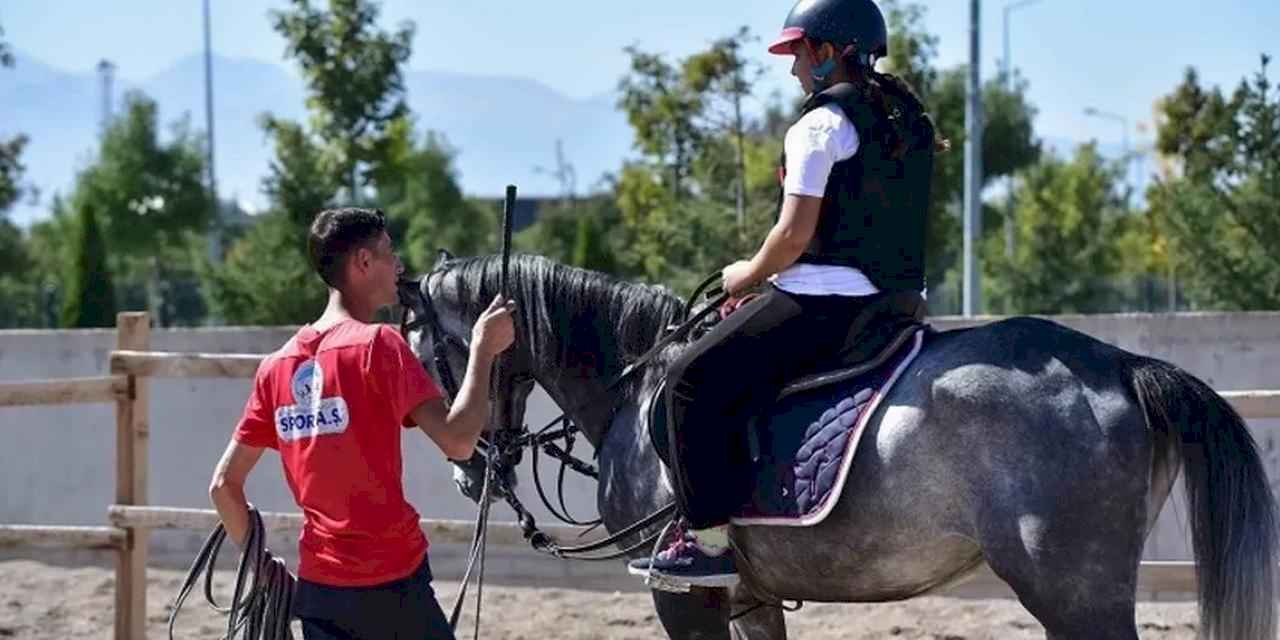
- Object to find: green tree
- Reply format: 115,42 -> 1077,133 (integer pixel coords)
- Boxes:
1149,56 -> 1280,309
205,0 -> 422,324
571,209 -> 618,273
0,23 -> 29,213
371,119 -> 492,271
0,216 -> 41,328
60,202 -> 117,328
514,195 -> 624,271
618,47 -> 704,200
260,118 -> 343,230
0,23 -> 10,67
0,135 -> 27,214
267,0 -> 413,200
75,92 -> 209,255
53,92 -> 209,325
0,217 -> 26,275
983,144 -> 1129,314
202,118 -> 333,325
879,0 -> 1040,309
202,211 -> 320,325
683,27 -> 763,226
613,29 -> 775,290
0,197 -> 80,328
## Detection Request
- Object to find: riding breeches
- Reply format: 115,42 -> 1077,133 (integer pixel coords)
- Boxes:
665,285 -> 871,530
294,556 -> 455,639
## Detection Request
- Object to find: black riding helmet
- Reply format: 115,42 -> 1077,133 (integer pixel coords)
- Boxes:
767,0 -> 888,68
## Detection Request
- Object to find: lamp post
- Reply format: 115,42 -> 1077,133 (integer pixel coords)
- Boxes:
963,0 -> 983,317
1086,107 -> 1174,310
1003,0 -> 1043,85
1001,0 -> 1044,276
1084,107 -> 1131,188
202,0 -> 223,325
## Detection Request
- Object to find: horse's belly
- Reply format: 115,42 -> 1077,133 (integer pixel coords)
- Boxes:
732,402 -> 984,602
734,519 -> 982,602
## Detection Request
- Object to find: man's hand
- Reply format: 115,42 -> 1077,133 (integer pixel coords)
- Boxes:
450,451 -> 519,504
722,261 -> 761,298
413,296 -> 516,460
471,295 -> 516,360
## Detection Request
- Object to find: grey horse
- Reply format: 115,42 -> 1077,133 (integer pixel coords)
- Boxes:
401,254 -> 1277,640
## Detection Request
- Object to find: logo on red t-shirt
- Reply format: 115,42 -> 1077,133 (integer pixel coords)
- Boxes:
276,359 -> 350,442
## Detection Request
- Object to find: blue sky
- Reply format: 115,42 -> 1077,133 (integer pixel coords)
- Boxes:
3,0 -> 1277,154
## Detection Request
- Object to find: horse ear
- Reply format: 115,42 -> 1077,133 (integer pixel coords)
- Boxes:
435,248 -> 453,268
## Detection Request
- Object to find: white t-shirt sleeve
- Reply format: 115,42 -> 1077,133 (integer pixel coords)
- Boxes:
782,104 -> 861,197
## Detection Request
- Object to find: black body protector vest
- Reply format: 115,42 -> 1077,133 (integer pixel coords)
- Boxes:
780,82 -> 936,292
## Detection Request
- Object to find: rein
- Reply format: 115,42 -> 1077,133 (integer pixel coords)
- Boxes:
168,506 -> 295,640
400,268 -> 727,561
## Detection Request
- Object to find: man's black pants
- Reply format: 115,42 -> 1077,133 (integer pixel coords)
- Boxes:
665,285 -> 870,530
294,556 -> 455,640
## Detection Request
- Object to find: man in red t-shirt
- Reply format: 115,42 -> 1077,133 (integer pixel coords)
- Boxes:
209,207 -> 513,639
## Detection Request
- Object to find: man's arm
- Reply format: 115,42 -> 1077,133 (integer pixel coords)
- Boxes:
409,346 -> 497,460
407,295 -> 514,460
209,439 -> 265,546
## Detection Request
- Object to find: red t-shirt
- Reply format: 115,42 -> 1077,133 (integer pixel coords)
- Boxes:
233,319 -> 442,586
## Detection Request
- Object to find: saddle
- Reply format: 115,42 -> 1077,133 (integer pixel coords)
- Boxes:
648,291 -> 928,466
778,290 -> 926,399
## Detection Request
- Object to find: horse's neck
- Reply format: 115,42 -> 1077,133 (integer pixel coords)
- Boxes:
536,371 -> 628,447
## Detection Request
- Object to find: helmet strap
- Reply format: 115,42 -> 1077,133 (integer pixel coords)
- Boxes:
805,40 -> 837,90
812,58 -> 837,82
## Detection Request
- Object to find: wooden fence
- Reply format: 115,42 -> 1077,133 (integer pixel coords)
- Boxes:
1,311 -> 1278,638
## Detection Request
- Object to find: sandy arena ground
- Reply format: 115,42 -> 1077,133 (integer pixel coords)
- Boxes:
0,559 -> 1203,639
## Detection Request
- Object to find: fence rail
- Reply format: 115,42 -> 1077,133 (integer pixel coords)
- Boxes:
4,312 -> 1279,638
0,375 -> 126,407
107,505 -> 602,548
110,350 -> 262,379
106,351 -> 1280,419
1219,390 -> 1280,419
0,525 -> 126,550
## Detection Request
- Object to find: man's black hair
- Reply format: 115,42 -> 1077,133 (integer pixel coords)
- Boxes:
307,207 -> 388,288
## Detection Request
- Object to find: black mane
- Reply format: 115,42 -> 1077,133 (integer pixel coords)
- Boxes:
432,254 -> 684,382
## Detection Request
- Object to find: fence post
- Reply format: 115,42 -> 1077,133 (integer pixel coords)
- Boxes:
114,312 -> 150,640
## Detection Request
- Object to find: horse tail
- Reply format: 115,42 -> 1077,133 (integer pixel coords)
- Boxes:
1128,357 -> 1277,639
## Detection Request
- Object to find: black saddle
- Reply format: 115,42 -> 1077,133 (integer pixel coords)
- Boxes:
778,290 -> 926,399
648,291 -> 928,465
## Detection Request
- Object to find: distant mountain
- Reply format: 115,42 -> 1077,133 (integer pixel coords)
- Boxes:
0,51 -> 636,226
1,51 -> 1144,229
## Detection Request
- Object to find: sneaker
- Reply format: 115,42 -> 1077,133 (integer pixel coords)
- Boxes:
627,530 -> 739,588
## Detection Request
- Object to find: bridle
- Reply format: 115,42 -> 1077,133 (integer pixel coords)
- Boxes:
396,268 -> 731,562
398,272 -> 466,400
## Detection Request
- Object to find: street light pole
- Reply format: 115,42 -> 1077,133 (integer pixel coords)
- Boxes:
963,0 -> 984,317
1084,107 -> 1130,187
1086,106 -> 1173,310
1001,0 -> 1043,278
203,0 -> 219,260
202,0 -> 223,326
1003,0 -> 1043,84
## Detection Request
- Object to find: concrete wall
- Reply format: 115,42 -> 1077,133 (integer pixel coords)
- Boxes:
2,312 -> 1278,577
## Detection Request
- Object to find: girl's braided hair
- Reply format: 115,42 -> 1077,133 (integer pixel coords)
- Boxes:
844,53 -> 950,159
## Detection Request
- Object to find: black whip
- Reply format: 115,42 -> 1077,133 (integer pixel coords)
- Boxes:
450,184 -> 518,638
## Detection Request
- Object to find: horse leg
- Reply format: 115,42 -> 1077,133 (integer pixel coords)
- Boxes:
651,588 -> 732,640
981,533 -> 1140,639
728,587 -> 786,640
978,487 -> 1146,640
